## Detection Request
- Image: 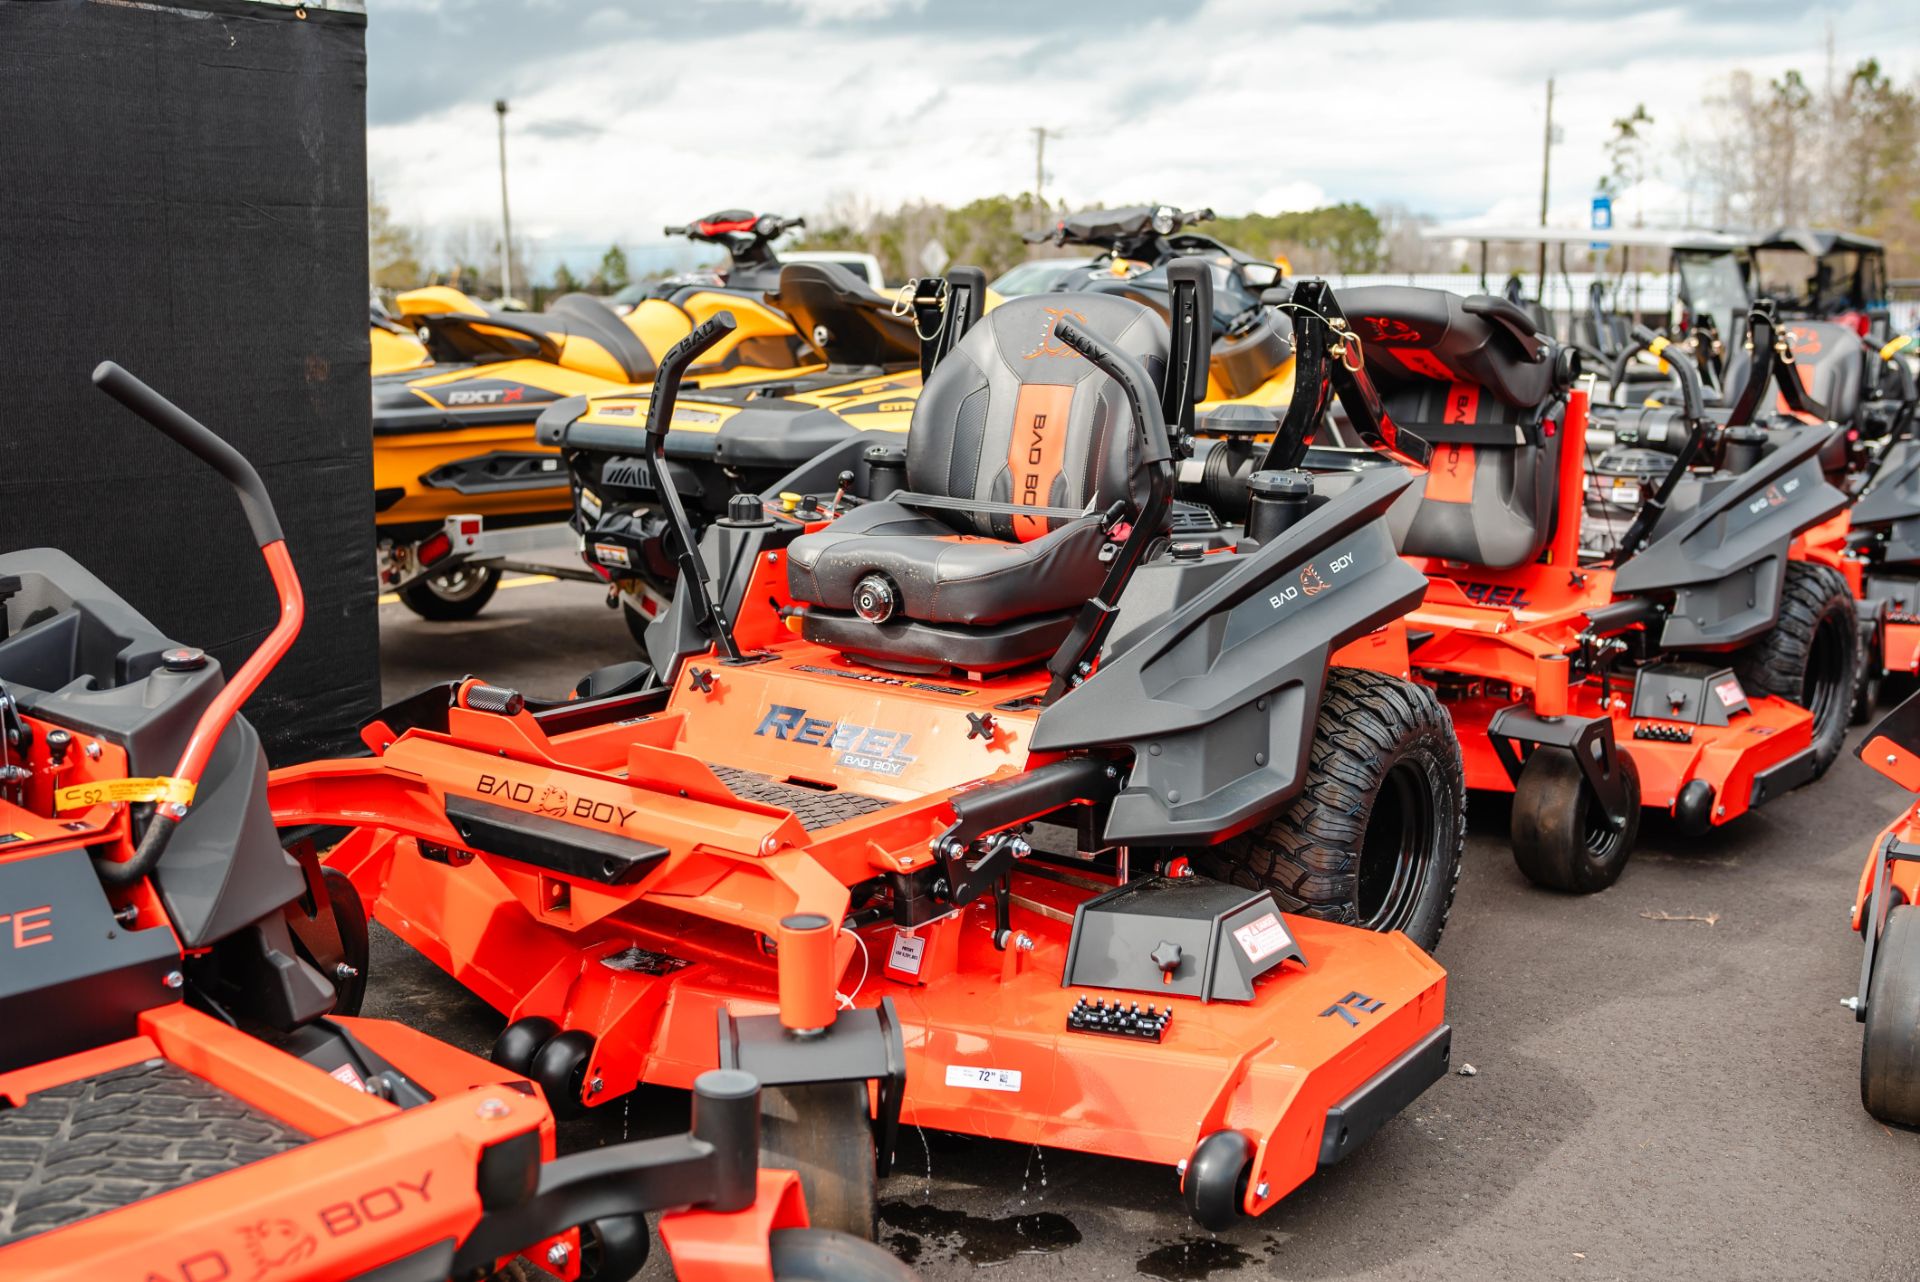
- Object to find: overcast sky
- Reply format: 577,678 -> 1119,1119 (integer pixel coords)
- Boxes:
367,0 -> 1920,275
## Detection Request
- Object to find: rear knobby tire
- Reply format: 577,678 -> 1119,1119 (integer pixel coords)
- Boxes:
758,1081 -> 877,1241
1510,747 -> 1642,894
1734,561 -> 1857,779
398,564 -> 500,620
1853,638 -> 1884,725
769,1228 -> 918,1281
1862,905 -> 1920,1126
1198,668 -> 1466,953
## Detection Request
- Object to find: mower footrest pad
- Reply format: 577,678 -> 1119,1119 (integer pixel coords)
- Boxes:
0,1059 -> 307,1246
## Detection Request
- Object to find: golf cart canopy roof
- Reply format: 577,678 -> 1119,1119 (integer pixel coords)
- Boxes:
1752,227 -> 1885,257
1419,224 -> 1747,253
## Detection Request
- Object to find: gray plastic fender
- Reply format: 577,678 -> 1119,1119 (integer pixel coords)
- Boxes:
1612,424 -> 1849,648
1030,466 -> 1428,844
1854,439 -> 1920,532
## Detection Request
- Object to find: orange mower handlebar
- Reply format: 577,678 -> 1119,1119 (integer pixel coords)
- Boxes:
87,362 -> 306,885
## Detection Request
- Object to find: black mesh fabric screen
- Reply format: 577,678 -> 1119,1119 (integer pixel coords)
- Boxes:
0,0 -> 376,761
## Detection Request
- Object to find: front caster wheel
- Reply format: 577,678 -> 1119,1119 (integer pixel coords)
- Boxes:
768,1228 -> 917,1280
492,1016 -> 561,1077
1863,906 -> 1920,1125
1511,748 -> 1641,894
1183,1129 -> 1253,1231
759,1081 -> 877,1240
530,1030 -> 595,1117
578,1213 -> 650,1280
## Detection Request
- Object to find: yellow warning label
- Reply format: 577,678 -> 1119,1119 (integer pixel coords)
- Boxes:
55,777 -> 195,811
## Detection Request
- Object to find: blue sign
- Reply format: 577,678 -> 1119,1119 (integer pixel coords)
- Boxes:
1590,195 -> 1613,251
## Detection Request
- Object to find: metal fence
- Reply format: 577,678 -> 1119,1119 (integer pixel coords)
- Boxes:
1315,272 -> 1920,338
1318,271 -> 1674,336
1891,281 -> 1920,334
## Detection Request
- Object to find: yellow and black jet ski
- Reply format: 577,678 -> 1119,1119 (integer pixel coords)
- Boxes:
541,262 -> 953,634
372,212 -> 817,618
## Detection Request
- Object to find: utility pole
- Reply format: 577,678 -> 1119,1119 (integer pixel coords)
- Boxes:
495,99 -> 514,302
1536,76 -> 1554,288
1032,126 -> 1047,226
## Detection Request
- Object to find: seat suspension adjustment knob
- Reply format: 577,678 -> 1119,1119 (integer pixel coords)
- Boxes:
853,573 -> 897,623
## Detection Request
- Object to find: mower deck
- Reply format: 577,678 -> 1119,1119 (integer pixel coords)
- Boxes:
1408,564 -> 1818,824
276,639 -> 1452,1219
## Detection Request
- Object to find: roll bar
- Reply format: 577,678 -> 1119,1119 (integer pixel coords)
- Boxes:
643,313 -> 743,659
88,362 -> 306,886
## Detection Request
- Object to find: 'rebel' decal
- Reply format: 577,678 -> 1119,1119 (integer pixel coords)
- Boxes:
754,704 -> 918,776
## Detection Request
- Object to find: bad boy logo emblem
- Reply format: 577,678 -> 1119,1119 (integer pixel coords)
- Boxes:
1023,306 -> 1088,360
241,1218 -> 317,1279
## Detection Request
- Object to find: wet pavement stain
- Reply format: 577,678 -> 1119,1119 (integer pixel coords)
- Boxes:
1135,1237 -> 1258,1280
884,1230 -> 924,1265
878,1200 -> 1081,1265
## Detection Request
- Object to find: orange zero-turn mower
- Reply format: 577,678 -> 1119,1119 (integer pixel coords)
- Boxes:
267,263 -> 1464,1235
1844,689 -> 1920,1126
0,364 -> 911,1282
1312,284 -> 1856,893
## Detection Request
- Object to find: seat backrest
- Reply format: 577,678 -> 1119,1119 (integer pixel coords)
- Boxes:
1782,321 -> 1867,424
1723,319 -> 1868,427
1342,287 -> 1560,569
548,292 -> 658,382
906,292 -> 1169,541
764,263 -> 920,369
1343,286 -> 1554,410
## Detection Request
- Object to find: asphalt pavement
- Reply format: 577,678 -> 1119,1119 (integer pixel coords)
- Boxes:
365,562 -> 1920,1281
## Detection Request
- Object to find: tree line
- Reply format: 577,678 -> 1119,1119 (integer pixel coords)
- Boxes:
369,56 -> 1920,299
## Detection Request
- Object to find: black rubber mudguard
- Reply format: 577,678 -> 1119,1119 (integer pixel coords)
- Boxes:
1031,465 -> 1427,844
1612,424 -> 1849,647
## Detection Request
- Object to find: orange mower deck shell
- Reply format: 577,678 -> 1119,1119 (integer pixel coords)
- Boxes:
1852,725 -> 1920,928
270,632 -> 1448,1221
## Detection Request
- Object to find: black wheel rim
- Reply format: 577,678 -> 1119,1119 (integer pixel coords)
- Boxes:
425,565 -> 492,601
1804,608 -> 1852,738
1357,758 -> 1441,932
1577,775 -> 1619,859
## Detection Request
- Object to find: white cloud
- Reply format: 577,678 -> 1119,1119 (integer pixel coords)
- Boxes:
365,0 -> 1920,275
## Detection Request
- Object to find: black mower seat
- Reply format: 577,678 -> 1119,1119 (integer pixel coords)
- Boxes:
1341,286 -> 1553,409
1340,287 -> 1562,570
1722,319 -> 1868,426
1389,434 -> 1560,570
765,264 -> 919,369
545,293 -> 658,383
787,292 -> 1169,671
